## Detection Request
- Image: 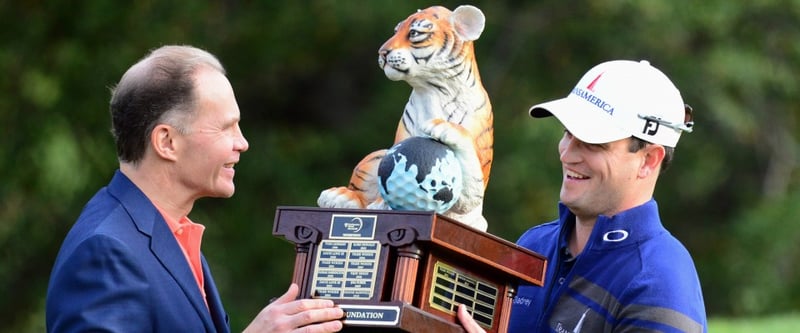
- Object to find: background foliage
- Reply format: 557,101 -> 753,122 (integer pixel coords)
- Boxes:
1,1 -> 798,331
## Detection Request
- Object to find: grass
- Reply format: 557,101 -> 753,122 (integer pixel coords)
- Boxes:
709,313 -> 800,332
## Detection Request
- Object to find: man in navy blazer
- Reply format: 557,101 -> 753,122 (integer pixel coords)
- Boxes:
46,45 -> 344,332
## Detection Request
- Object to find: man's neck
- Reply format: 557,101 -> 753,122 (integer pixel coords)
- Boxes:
568,216 -> 596,256
120,162 -> 193,220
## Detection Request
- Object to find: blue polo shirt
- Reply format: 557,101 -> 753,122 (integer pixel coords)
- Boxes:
508,199 -> 707,332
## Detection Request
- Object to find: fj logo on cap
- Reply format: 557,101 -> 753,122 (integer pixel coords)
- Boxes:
642,118 -> 660,136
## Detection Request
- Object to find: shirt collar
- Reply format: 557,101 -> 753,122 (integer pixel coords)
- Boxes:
557,199 -> 667,251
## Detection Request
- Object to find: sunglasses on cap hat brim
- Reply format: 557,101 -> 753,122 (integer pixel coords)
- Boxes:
638,104 -> 694,134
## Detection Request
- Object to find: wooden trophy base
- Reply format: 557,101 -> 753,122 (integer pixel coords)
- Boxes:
273,207 -> 546,333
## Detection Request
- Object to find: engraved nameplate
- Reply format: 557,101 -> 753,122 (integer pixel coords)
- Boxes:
310,214 -> 380,300
429,261 -> 498,327
340,304 -> 401,326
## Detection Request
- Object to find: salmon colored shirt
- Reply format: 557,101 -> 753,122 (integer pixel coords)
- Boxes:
155,205 -> 207,306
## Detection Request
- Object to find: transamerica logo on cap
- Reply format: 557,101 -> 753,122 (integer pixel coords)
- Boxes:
571,73 -> 615,115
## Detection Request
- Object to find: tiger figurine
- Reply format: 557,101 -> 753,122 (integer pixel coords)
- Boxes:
317,5 -> 493,231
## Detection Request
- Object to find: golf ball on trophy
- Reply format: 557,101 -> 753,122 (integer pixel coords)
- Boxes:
377,136 -> 463,213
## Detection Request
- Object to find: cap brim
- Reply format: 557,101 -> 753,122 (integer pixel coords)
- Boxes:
528,96 -> 630,145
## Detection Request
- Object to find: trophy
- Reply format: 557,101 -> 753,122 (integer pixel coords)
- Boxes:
280,5 -> 548,332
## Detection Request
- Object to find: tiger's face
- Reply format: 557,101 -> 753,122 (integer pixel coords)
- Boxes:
378,6 -> 485,83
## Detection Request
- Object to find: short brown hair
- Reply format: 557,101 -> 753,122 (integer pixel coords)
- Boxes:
109,45 -> 225,164
628,137 -> 675,173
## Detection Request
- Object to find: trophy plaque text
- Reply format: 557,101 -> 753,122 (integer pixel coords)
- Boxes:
273,207 -> 547,332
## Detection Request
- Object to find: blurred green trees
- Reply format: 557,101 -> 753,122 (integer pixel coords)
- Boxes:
1,1 -> 798,331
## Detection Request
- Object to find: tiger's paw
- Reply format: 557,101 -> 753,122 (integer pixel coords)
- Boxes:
317,187 -> 366,209
422,118 -> 484,183
366,198 -> 390,210
422,119 -> 474,154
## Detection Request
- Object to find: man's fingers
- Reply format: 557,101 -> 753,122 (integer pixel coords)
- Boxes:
289,307 -> 344,332
271,283 -> 301,305
295,319 -> 344,333
271,285 -> 339,315
457,304 -> 486,333
245,284 -> 344,333
281,297 -> 338,316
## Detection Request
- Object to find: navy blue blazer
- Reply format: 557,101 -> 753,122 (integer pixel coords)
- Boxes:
47,170 -> 230,332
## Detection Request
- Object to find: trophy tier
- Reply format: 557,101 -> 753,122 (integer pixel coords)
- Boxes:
273,206 -> 547,333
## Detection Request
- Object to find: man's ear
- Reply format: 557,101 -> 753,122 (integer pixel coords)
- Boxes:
639,144 -> 665,178
150,124 -> 179,162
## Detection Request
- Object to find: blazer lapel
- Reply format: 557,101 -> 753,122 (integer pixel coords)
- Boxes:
203,255 -> 230,333
150,218 -> 217,331
108,171 -> 217,332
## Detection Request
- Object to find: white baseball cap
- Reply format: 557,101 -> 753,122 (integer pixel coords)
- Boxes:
529,60 -> 692,147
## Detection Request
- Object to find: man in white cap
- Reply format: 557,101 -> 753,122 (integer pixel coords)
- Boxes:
457,60 -> 706,332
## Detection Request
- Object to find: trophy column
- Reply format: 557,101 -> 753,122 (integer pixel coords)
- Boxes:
292,243 -> 310,290
498,286 -> 516,333
391,244 -> 423,303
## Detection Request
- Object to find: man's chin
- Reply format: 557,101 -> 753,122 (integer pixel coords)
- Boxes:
208,185 -> 236,199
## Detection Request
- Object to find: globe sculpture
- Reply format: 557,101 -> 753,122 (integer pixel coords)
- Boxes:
377,137 -> 463,214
